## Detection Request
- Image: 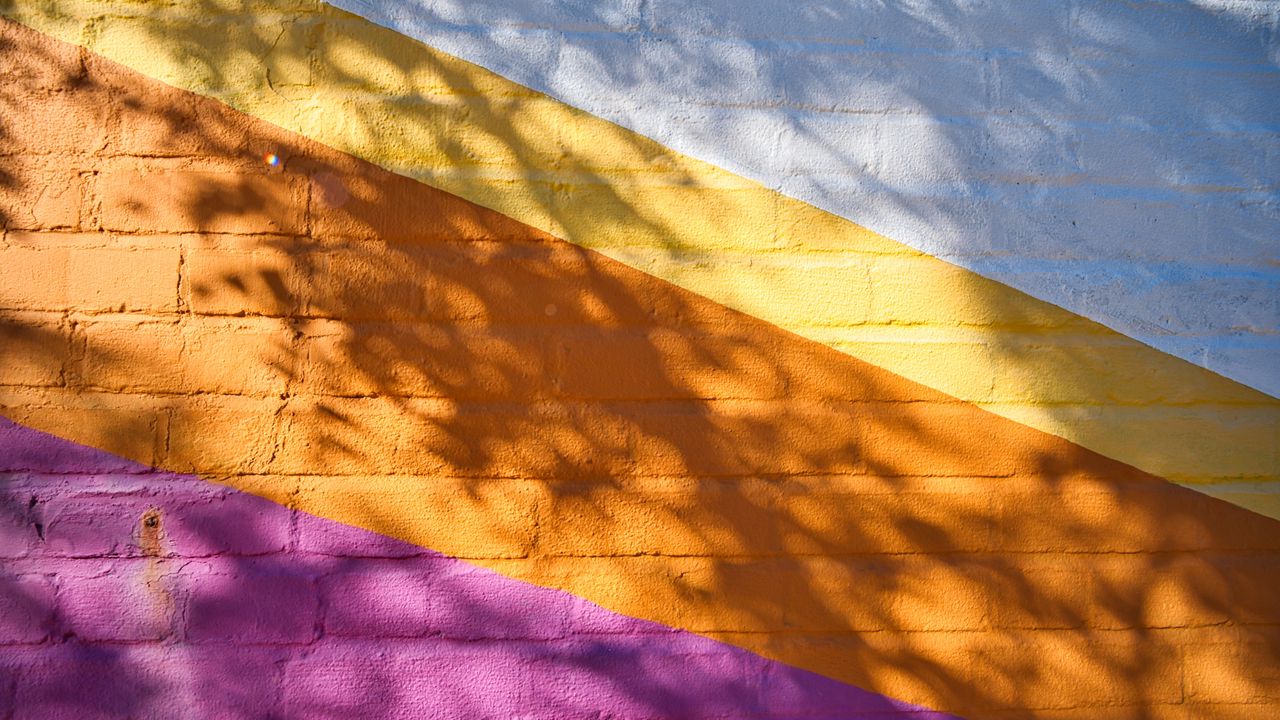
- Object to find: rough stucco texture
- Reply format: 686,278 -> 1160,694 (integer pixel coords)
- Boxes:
0,418 -> 950,720
335,0 -> 1280,397
0,4 -> 1278,720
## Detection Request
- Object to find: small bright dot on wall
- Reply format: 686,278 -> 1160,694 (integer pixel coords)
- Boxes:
263,152 -> 281,167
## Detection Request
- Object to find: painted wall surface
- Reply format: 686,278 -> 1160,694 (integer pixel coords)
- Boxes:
0,2 -> 1277,719
336,0 -> 1280,398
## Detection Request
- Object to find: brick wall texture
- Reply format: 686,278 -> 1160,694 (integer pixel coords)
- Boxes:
0,2 -> 1277,719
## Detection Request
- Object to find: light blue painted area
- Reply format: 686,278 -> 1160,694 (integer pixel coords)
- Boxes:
333,0 -> 1280,397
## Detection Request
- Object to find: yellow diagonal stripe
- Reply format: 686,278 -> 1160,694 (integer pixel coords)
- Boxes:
6,0 -> 1276,516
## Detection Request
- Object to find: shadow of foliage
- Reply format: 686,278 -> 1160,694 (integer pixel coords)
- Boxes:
0,3 -> 1277,719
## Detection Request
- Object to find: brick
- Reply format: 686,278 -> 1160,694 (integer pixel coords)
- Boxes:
0,21 -> 88,89
393,1 -> 642,34
649,0 -> 1074,52
181,316 -> 298,395
1,244 -> 178,314
555,327 -> 789,401
428,561 -> 571,640
1212,553 -> 1280,624
867,254 -> 1079,329
775,199 -> 906,255
10,643 -> 287,719
0,574 -> 55,643
818,326 -> 1000,404
288,474 -> 538,560
0,162 -> 85,231
298,241 -> 659,328
295,508 -> 428,558
311,28 -> 465,99
995,404 -> 1280,483
285,239 -> 674,330
300,320 -> 553,400
1,5 -> 1277,718
984,705 -> 1195,720
183,243 -> 308,317
106,77 -> 265,161
0,657 -> 11,720
182,560 -> 318,644
0,312 -> 70,387
0,86 -> 109,156
0,410 -> 148,475
57,564 -> 175,641
269,396 -> 418,475
611,249 -> 875,330
320,561 -> 439,638
279,642 -> 533,719
1073,0 -> 1275,66
36,491 -> 170,558
988,332 -> 1268,406
779,481 -> 996,554
164,487 -> 292,557
422,242 -> 673,327
5,231 -> 110,249
860,401 -> 1020,478
11,645 -> 165,719
1083,554 -> 1241,631
727,630 -> 982,713
534,636 -> 767,717
533,477 -> 994,557
302,244 -> 444,321
306,154 -> 540,244
22,472 -> 290,557
273,395 -> 636,479
990,478 -> 1211,554
0,246 -> 69,310
96,168 -> 307,235
67,246 -> 181,312
164,395 -> 284,475
1179,705 -> 1279,720
737,619 -> 1190,712
68,317 -> 185,393
0,481 -> 37,559
488,554 -> 990,635
969,629 -> 1185,710
0,388 -> 168,469
623,399 -> 865,478
1184,629 -> 1280,705
782,555 -> 990,633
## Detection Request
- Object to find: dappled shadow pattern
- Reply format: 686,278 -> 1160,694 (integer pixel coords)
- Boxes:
1,418 -> 941,719
0,10 -> 1278,720
354,0 -> 1280,397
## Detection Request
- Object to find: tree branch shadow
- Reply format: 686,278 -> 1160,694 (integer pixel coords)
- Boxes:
0,4 -> 1277,719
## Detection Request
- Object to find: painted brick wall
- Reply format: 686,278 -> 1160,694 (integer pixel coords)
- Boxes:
0,3 -> 1277,719
348,0 -> 1280,396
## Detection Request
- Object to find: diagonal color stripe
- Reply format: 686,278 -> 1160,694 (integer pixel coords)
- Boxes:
1,17 -> 1278,717
331,0 -> 1280,399
0,417 -> 954,719
3,0 -> 1276,517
